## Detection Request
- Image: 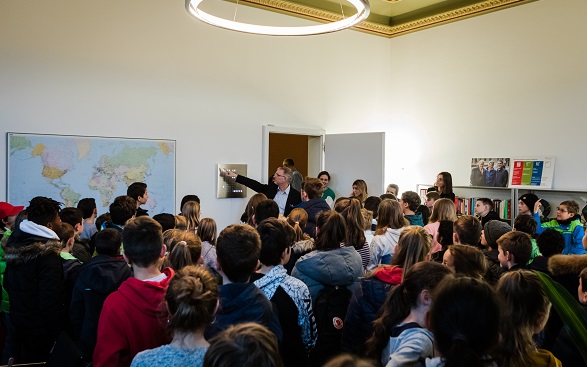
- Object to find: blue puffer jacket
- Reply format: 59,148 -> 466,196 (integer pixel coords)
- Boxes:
291,247 -> 363,303
533,213 -> 586,255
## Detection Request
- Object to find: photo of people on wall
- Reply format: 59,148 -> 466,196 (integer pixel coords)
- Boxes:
470,158 -> 510,187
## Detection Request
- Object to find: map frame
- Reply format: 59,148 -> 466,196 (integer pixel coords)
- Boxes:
7,132 -> 176,214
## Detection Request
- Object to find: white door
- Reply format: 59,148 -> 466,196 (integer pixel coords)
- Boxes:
324,132 -> 385,200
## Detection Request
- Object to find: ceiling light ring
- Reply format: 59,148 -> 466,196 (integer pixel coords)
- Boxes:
185,0 -> 370,36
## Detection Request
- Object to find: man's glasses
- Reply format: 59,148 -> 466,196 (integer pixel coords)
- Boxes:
273,172 -> 285,178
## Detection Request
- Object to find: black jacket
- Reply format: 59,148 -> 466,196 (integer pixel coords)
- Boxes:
205,282 -> 283,343
236,175 -> 301,216
300,198 -> 330,239
69,254 -> 132,359
480,210 -> 501,227
4,228 -> 66,362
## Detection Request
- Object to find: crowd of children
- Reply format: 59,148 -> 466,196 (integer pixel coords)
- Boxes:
1,170 -> 587,367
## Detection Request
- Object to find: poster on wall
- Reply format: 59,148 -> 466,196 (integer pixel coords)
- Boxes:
7,132 -> 176,214
509,157 -> 555,189
469,158 -> 510,187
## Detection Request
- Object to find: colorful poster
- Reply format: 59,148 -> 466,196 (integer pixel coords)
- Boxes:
509,157 -> 555,189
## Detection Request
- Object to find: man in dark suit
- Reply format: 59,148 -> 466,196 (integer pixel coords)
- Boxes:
470,160 -> 486,186
223,167 -> 301,216
495,159 -> 509,187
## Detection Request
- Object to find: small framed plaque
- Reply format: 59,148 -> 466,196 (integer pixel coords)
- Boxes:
217,164 -> 247,198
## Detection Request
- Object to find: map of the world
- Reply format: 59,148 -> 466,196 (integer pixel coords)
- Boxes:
8,133 -> 175,215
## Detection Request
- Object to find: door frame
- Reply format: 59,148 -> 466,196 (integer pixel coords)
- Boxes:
262,125 -> 326,183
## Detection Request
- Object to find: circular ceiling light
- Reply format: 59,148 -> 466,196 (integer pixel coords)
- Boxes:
185,0 -> 370,36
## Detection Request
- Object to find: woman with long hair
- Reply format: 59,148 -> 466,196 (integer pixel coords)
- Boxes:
351,179 -> 368,204
181,201 -> 200,233
425,277 -> 501,367
496,271 -> 560,367
368,199 -> 409,270
335,197 -> 370,270
341,226 -> 432,356
434,172 -> 455,201
198,218 -> 219,276
365,262 -> 454,366
425,198 -> 458,253
284,208 -> 315,274
240,193 -> 268,226
162,229 -> 202,272
131,266 -> 218,367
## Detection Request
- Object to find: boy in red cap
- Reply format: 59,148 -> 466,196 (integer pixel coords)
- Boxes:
0,202 -> 24,240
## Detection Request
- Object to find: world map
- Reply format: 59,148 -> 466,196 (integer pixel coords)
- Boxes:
8,133 -> 175,215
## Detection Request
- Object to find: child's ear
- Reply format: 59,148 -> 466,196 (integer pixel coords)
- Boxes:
123,253 -> 131,265
452,232 -> 459,244
505,250 -> 513,262
197,256 -> 204,265
159,244 -> 167,258
420,289 -> 432,307
67,237 -> 75,249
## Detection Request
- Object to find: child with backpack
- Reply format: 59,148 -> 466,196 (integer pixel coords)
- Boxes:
292,210 -> 363,366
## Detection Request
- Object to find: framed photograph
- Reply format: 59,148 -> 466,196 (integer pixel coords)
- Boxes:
469,158 -> 510,187
7,132 -> 176,214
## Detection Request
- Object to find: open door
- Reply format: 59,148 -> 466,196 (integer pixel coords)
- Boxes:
262,127 -> 385,200
324,132 -> 385,199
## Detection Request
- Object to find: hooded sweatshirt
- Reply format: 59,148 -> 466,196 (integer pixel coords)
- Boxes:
70,254 -> 132,359
4,220 -> 66,362
381,323 -> 433,367
93,267 -> 174,367
368,228 -> 404,271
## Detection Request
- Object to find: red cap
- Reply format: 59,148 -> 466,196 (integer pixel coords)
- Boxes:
0,202 -> 24,219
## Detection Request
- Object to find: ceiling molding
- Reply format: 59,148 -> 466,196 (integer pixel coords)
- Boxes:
237,0 -> 538,37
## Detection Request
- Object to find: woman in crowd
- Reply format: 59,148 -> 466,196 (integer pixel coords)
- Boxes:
318,171 -> 336,207
198,218 -> 219,277
366,262 -> 454,366
351,179 -> 369,204
425,198 -> 457,254
131,266 -> 218,367
434,172 -> 455,201
181,200 -> 200,233
335,197 -> 370,270
367,199 -> 408,271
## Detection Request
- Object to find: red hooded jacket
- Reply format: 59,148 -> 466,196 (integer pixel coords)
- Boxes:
93,267 -> 174,367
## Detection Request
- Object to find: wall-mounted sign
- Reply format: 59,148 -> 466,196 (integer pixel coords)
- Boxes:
217,164 -> 247,198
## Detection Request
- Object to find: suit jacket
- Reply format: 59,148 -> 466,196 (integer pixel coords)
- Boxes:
236,175 -> 301,216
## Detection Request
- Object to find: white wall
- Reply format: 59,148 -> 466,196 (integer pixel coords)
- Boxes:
1,0 -> 585,230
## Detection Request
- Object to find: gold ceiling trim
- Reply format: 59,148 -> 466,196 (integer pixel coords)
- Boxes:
238,0 -> 536,37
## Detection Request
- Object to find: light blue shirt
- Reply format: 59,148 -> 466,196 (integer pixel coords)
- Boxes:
273,185 -> 290,214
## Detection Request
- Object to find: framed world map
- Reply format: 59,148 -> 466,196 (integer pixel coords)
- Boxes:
7,132 -> 176,215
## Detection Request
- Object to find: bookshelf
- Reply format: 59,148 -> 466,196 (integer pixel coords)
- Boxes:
453,186 -> 515,223
417,184 -> 587,224
417,184 -> 515,223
